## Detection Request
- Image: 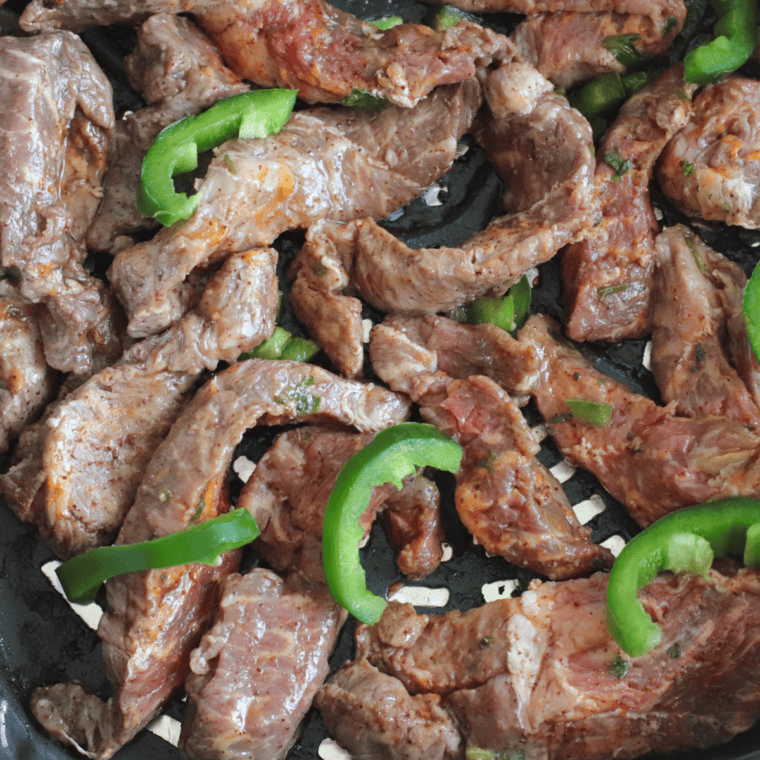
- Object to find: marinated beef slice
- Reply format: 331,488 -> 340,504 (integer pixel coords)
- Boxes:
319,565 -> 760,760
370,315 -> 612,578
520,313 -> 760,526
110,77 -> 482,338
561,65 -> 696,341
0,248 -> 278,558
0,31 -> 122,374
31,360 -> 410,759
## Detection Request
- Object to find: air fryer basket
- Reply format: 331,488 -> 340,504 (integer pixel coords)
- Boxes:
1,0 -> 760,758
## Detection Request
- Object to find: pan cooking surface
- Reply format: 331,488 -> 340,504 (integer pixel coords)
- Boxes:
1,0 -> 760,757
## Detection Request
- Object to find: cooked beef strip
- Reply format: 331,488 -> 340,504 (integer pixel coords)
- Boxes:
0,248 -> 278,558
238,425 -> 443,580
182,421 -> 443,759
290,62 -> 594,376
0,282 -> 56,455
21,0 -> 511,107
109,77 -> 482,338
370,318 -> 612,578
31,473 -> 239,760
86,14 -> 248,253
30,359 -> 410,759
520,313 -> 760,526
195,0 -> 511,106
0,31 -> 123,374
180,567 -> 345,760
327,564 -> 760,760
651,225 -> 760,427
511,3 -> 684,89
316,656 -> 463,760
561,64 -> 696,342
657,75 -> 760,228
381,471 -> 445,581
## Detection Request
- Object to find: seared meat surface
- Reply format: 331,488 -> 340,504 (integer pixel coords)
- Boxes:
20,0 -> 510,107
651,225 -> 760,426
521,313 -> 760,526
181,568 -> 344,760
511,2 -> 685,89
0,282 -> 55,455
319,564 -> 760,760
290,61 -> 594,375
110,78 -> 482,338
370,316 -> 612,578
562,65 -> 696,341
86,14 -> 248,253
658,75 -> 760,228
0,248 -> 278,558
0,31 -> 122,374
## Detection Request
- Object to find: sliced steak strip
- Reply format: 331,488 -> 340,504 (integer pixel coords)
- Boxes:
30,359 -> 409,760
561,64 -> 696,341
511,4 -> 685,89
86,14 -> 248,253
657,75 -> 760,228
651,225 -> 760,427
238,425 -> 443,581
180,568 -> 344,760
316,656 -> 463,760
370,318 -> 612,579
21,0 -> 511,108
290,62 -> 594,376
0,31 -> 122,374
520,313 -> 760,526
196,0 -> 511,106
0,282 -> 56,455
1,248 -> 278,558
337,564 -> 760,760
110,78 -> 482,338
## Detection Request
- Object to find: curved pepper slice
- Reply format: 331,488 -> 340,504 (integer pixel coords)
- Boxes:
684,0 -> 759,85
56,507 -> 260,604
607,497 -> 760,657
138,89 -> 297,226
322,422 -> 463,624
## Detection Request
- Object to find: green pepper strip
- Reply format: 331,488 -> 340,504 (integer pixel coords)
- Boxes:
607,497 -> 760,658
457,275 -> 532,334
684,0 -> 759,84
322,422 -> 463,624
138,89 -> 297,226
56,507 -> 260,604
743,260 -> 760,363
239,326 -> 320,362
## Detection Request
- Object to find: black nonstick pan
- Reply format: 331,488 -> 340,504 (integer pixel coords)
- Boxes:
1,0 -> 760,757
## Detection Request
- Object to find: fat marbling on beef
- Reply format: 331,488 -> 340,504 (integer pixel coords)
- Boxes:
658,75 -> 760,228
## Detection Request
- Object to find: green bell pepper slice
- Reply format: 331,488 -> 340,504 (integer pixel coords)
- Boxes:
138,89 -> 297,226
322,422 -> 463,624
56,507 -> 260,604
684,0 -> 759,84
607,497 -> 760,657
743,260 -> 760,363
